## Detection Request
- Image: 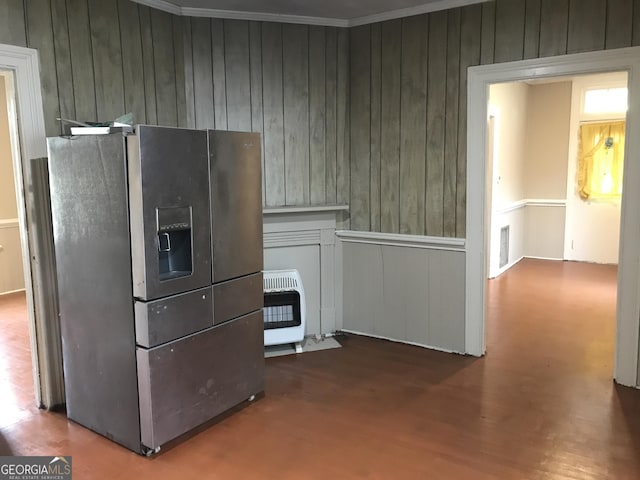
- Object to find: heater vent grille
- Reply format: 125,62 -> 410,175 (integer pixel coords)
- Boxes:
500,226 -> 510,268
263,270 -> 301,292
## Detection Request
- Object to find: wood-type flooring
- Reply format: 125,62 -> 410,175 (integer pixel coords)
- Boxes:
0,259 -> 638,479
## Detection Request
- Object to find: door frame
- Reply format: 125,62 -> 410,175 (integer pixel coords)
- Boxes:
465,47 -> 640,388
1,43 -> 63,407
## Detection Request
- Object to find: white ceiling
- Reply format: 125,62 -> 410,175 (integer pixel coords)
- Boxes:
134,0 -> 489,27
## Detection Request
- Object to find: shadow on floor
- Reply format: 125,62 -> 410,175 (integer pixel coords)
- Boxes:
615,383 -> 640,455
0,433 -> 12,455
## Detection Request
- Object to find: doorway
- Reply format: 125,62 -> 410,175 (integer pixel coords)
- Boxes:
465,47 -> 640,387
1,43 -> 65,408
0,73 -> 26,294
486,72 -> 627,277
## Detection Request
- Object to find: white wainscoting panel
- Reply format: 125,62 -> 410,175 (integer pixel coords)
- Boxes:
263,207 -> 345,336
525,204 -> 566,260
0,219 -> 25,294
339,233 -> 466,354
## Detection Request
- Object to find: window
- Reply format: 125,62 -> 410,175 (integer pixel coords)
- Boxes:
583,87 -> 628,114
577,121 -> 625,200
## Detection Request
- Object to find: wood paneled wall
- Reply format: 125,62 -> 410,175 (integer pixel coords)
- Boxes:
0,0 -> 185,136
0,1 -> 350,208
349,0 -> 640,237
182,20 -> 350,207
4,0 -> 640,217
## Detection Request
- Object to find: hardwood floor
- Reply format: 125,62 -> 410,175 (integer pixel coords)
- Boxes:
1,259 -> 639,479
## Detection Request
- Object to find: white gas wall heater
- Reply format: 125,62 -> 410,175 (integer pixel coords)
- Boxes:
263,269 -> 306,352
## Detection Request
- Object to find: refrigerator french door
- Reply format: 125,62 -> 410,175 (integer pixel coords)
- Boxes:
47,126 -> 264,454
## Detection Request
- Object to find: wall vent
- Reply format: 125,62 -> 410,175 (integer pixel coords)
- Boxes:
500,226 -> 510,268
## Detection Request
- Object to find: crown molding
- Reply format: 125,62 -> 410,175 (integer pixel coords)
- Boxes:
182,7 -> 349,26
349,0 -> 488,26
130,0 -> 489,27
131,0 -> 182,15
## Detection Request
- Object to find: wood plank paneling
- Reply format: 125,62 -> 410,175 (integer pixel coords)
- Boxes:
12,0 -> 633,223
539,0 -> 569,57
400,15 -> 428,236
633,0 -> 640,46
567,0 -> 607,53
380,20 -> 402,234
283,24 -> 310,205
224,20 -> 251,132
444,9 -> 461,238
248,21 -> 265,204
173,16 -> 187,127
350,25 -> 371,231
458,4 -> 482,238
495,0 -> 526,63
51,0 -> 75,133
325,28 -> 338,204
139,5 -> 158,125
309,26 -> 327,205
66,0 -> 96,123
336,28 -> 350,222
370,24 -> 382,233
26,0 -> 60,136
117,0 -> 146,124
606,0 -> 633,49
180,20 -> 347,209
191,17 -> 214,129
211,19 -> 227,129
183,17 -> 196,128
88,0 -> 125,122
262,23 -> 286,206
426,12 -> 447,237
480,1 -> 496,65
523,0 -> 541,59
0,0 -> 27,47
151,9 -> 178,126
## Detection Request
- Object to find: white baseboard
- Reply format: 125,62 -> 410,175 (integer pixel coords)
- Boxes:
524,255 -> 564,261
0,288 -> 26,296
339,329 -> 465,355
490,256 -> 524,279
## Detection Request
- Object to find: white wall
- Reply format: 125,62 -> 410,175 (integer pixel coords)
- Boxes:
564,73 -> 627,264
524,83 -> 572,199
488,82 -> 529,276
0,74 -> 25,294
524,81 -> 572,260
489,81 -> 573,272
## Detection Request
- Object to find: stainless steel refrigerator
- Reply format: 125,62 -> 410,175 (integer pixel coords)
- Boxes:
47,126 -> 264,455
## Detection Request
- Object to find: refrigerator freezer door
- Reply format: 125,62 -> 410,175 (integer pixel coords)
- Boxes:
129,126 -> 212,300
136,310 -> 265,450
134,286 -> 213,348
209,130 -> 264,283
212,272 -> 263,325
